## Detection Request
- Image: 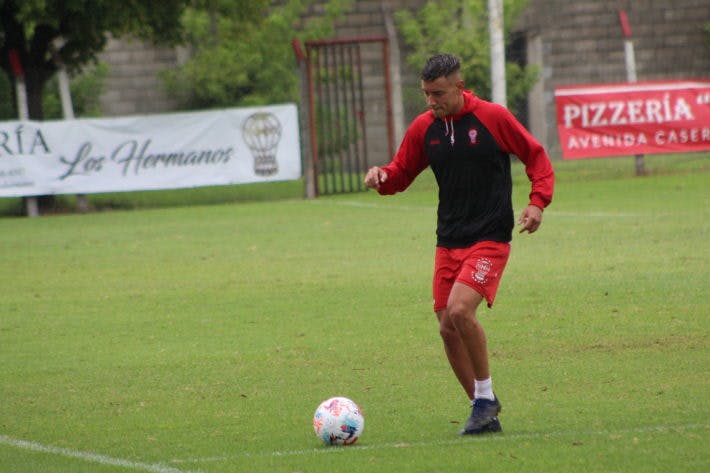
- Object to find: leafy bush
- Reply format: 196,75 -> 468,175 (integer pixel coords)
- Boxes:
162,0 -> 353,109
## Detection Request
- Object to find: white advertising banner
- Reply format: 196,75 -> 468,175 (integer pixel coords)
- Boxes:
0,103 -> 301,197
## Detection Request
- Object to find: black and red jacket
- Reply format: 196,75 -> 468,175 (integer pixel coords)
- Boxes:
377,90 -> 555,248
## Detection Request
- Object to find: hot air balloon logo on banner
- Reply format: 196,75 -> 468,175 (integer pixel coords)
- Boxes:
242,112 -> 282,176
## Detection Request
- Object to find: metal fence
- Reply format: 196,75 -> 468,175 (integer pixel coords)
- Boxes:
295,36 -> 394,197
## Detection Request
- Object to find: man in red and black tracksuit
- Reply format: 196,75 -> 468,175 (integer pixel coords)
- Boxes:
365,54 -> 554,435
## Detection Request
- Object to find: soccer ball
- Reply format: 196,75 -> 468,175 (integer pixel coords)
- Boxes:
313,396 -> 364,446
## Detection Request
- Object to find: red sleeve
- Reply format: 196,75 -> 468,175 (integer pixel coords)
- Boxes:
377,114 -> 432,195
478,102 -> 555,209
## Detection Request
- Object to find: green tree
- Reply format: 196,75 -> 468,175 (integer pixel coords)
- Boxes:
162,0 -> 353,109
0,0 -> 188,120
395,0 -> 537,118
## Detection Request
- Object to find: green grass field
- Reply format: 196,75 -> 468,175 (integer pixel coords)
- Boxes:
1,154 -> 708,472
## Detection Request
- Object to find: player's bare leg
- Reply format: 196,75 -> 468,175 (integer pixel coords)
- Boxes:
446,281 -> 502,434
446,282 -> 489,380
436,309 -> 475,400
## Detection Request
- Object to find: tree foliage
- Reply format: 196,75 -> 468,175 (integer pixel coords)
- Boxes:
395,0 -> 537,117
0,0 -> 189,119
162,0 -> 353,109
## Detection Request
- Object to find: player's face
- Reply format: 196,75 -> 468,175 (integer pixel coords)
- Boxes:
421,73 -> 465,118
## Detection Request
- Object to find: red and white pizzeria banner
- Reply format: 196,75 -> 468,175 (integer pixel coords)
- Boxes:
0,104 -> 300,197
555,80 -> 710,159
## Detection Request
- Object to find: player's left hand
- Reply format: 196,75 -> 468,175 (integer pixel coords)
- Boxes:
518,205 -> 543,234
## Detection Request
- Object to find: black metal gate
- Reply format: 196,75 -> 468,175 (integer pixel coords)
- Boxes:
294,36 -> 394,197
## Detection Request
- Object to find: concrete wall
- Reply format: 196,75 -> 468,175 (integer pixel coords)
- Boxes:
518,0 -> 710,156
98,37 -> 179,116
97,0 -> 710,161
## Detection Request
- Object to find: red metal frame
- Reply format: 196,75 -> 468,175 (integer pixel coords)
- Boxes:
300,36 -> 394,196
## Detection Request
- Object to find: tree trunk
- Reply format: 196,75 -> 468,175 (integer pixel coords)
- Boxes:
25,73 -> 46,120
9,9 -> 60,212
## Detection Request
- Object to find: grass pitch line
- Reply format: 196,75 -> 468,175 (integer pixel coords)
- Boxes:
179,422 -> 707,464
302,199 -> 434,212
0,434 -> 203,473
309,199 -> 660,218
548,210 -> 662,218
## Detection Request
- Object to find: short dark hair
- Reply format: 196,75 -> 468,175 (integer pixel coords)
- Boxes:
420,54 -> 461,81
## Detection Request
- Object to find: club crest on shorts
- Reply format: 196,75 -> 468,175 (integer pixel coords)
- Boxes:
472,257 -> 492,284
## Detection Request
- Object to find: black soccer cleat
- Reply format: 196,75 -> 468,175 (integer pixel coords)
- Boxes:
459,396 -> 502,435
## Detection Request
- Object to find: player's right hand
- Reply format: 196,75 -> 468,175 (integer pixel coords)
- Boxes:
364,167 -> 387,189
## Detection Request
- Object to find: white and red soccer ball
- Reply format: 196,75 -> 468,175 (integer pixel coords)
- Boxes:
313,396 -> 364,446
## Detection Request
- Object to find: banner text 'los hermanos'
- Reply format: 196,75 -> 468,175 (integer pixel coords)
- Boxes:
0,104 -> 300,197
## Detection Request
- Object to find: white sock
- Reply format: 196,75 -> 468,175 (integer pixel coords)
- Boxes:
474,377 -> 494,401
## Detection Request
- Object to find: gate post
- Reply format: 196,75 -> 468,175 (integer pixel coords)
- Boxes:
293,39 -> 317,198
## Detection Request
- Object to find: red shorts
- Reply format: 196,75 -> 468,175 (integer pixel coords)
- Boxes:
433,241 -> 511,311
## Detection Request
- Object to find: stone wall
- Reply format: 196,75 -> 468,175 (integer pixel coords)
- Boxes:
96,0 -> 710,160
97,37 -> 180,116
518,0 -> 710,155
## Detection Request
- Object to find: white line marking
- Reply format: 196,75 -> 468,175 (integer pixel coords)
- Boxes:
178,422 -> 708,464
0,435 -> 203,473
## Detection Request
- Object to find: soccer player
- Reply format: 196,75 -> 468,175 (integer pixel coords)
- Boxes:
364,53 -> 554,434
